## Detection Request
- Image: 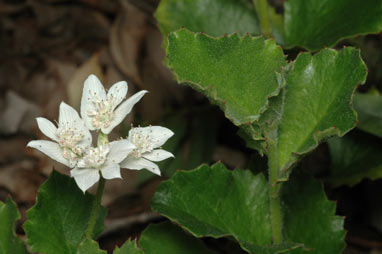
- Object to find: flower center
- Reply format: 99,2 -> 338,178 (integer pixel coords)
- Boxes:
88,95 -> 117,129
56,125 -> 84,161
129,128 -> 154,158
78,145 -> 110,169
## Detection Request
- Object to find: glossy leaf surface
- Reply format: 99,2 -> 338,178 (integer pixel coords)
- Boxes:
328,131 -> 382,187
24,171 -> 107,254
166,30 -> 367,180
166,29 -> 286,126
153,163 -> 344,252
284,0 -> 382,50
282,172 -> 345,253
77,239 -> 106,254
0,198 -> 28,254
152,163 -> 301,252
353,92 -> 382,137
140,222 -> 215,254
253,47 -> 367,180
155,0 -> 259,38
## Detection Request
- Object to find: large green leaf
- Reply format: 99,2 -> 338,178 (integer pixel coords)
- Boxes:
0,198 -> 28,254
113,240 -> 143,254
251,47 -> 367,180
353,92 -> 382,137
282,172 -> 346,253
77,239 -> 106,254
140,222 -> 215,254
155,0 -> 260,38
284,0 -> 382,50
152,163 -> 344,253
24,171 -> 107,254
152,163 -> 301,252
166,30 -> 367,180
166,29 -> 286,126
328,131 -> 382,187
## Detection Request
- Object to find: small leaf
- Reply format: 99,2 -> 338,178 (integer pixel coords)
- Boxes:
284,0 -> 382,50
24,171 -> 107,254
140,222 -> 215,254
353,92 -> 382,137
253,47 -> 367,180
113,240 -> 143,254
0,198 -> 28,254
155,0 -> 260,37
328,131 -> 382,187
166,29 -> 286,126
77,239 -> 106,254
282,172 -> 346,253
152,163 -> 301,252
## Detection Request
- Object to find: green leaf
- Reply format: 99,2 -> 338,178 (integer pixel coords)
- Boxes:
24,171 -> 107,254
152,163 -> 344,252
353,92 -> 382,137
152,163 -> 301,252
0,198 -> 28,254
284,0 -> 382,50
77,239 -> 106,254
282,172 -> 346,253
113,240 -> 143,254
166,30 -> 367,180
155,0 -> 260,38
328,131 -> 382,187
166,29 -> 286,126
253,47 -> 367,180
140,222 -> 215,254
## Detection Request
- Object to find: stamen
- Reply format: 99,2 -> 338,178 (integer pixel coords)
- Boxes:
87,94 -> 117,129
129,128 -> 155,158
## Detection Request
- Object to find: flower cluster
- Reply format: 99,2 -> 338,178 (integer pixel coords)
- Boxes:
27,74 -> 174,192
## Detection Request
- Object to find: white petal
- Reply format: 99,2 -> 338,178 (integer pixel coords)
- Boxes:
70,167 -> 100,193
58,102 -> 92,146
101,163 -> 121,180
107,81 -> 128,110
120,156 -> 161,176
77,128 -> 92,148
36,117 -> 58,142
101,90 -> 148,134
81,75 -> 106,130
106,140 -> 136,164
59,102 -> 81,126
128,126 -> 174,148
27,140 -> 72,167
142,149 -> 174,162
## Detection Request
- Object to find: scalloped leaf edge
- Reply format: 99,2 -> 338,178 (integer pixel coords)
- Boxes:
165,28 -> 287,127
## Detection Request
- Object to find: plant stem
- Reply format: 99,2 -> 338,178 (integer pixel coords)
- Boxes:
97,132 -> 109,146
86,132 -> 108,238
267,138 -> 283,244
86,175 -> 105,238
253,0 -> 272,38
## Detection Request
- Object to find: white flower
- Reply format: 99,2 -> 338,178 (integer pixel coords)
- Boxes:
70,140 -> 135,192
120,126 -> 174,176
27,102 -> 92,168
81,74 -> 147,135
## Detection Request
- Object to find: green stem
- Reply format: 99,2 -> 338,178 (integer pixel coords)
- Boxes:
253,0 -> 272,38
267,138 -> 283,244
97,132 -> 109,146
86,132 -> 109,238
86,175 -> 105,238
